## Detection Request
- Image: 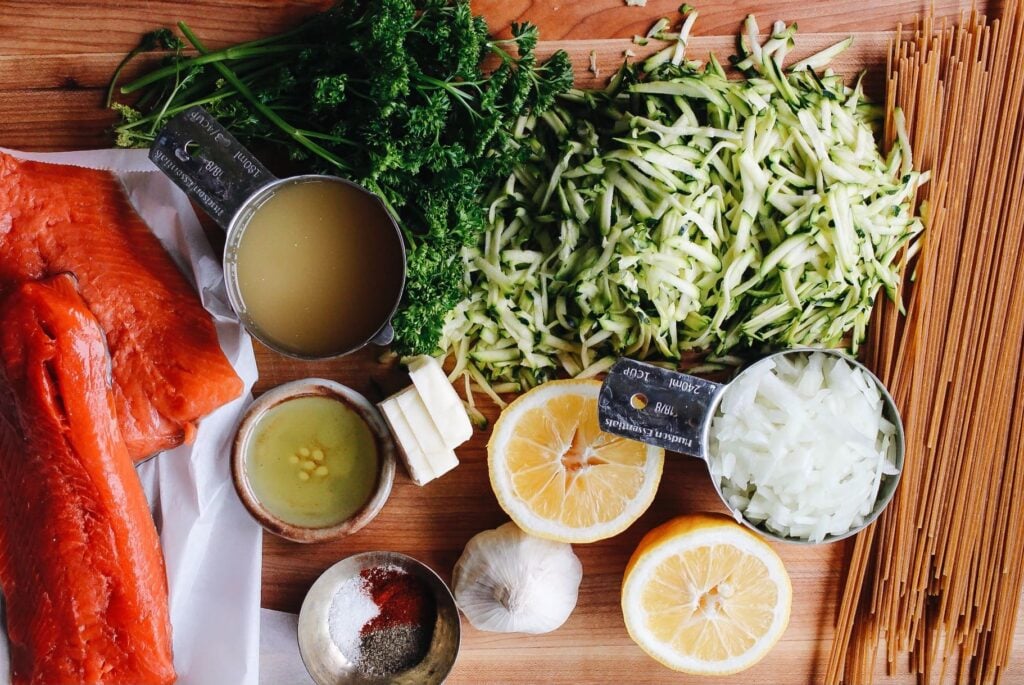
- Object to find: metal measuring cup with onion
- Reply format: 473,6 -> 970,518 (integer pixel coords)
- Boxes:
598,348 -> 905,544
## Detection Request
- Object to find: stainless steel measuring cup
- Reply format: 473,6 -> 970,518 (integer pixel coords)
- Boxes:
598,348 -> 905,544
148,106 -> 406,360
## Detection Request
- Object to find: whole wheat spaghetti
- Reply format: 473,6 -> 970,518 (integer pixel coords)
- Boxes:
827,2 -> 1024,684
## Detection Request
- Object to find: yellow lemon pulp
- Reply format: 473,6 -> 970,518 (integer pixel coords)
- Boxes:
622,514 -> 792,675
488,379 -> 664,543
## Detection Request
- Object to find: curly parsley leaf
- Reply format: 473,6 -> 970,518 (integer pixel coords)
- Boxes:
111,0 -> 573,355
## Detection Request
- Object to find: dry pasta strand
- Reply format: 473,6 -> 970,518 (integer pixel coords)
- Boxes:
827,2 -> 1024,683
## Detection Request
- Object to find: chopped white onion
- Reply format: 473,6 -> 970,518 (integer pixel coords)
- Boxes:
709,352 -> 899,543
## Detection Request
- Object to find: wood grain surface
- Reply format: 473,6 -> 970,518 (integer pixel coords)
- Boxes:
2,1 -> 1022,683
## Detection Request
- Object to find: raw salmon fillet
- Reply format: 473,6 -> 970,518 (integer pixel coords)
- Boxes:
0,150 -> 243,460
0,275 -> 175,685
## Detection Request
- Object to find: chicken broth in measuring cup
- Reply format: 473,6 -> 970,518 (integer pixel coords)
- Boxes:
228,178 -> 405,358
150,107 -> 406,360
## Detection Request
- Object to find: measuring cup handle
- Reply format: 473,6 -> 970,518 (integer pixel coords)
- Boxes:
598,358 -> 724,459
370,322 -> 395,346
149,106 -> 276,230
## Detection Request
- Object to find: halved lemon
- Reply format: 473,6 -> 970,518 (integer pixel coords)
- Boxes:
621,514 -> 792,675
487,379 -> 664,543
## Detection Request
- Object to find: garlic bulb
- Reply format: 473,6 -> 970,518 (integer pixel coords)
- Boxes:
453,522 -> 583,634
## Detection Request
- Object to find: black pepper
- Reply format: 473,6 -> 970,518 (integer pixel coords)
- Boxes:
356,624 -> 433,677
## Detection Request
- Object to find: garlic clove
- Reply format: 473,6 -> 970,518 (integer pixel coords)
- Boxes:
452,521 -> 583,634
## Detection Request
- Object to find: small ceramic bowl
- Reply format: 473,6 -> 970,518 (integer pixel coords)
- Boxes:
298,551 -> 461,685
231,378 -> 396,543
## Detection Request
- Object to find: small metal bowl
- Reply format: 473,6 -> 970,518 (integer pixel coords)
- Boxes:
298,552 -> 461,685
705,348 -> 905,545
599,347 -> 905,546
231,378 -> 396,543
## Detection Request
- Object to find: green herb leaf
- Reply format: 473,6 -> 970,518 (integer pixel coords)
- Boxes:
110,0 -> 573,355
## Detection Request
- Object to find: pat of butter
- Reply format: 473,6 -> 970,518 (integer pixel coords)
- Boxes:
379,389 -> 436,486
395,387 -> 447,458
396,388 -> 460,481
406,355 -> 473,450
379,385 -> 461,485
425,444 -> 458,480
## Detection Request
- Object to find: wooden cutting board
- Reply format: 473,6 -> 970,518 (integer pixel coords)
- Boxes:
2,1 -> 1022,683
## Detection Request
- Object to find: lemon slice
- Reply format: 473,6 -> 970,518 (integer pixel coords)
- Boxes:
622,514 -> 792,675
487,379 -> 664,543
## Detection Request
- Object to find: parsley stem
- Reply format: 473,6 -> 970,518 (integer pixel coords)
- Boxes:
176,21 -> 353,173
119,21 -> 308,96
417,74 -> 479,101
295,129 -> 358,147
486,42 -> 517,64
107,43 -> 149,108
114,91 -> 237,132
415,74 -> 481,119
110,2 -> 575,356
121,43 -> 307,95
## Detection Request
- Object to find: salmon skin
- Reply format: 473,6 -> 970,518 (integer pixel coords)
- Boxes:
0,151 -> 243,460
0,275 -> 175,685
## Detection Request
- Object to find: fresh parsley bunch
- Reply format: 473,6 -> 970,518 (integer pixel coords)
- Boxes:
112,0 -> 573,355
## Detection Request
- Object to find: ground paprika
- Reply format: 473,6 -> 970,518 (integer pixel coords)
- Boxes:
360,566 -> 435,634
346,565 -> 437,677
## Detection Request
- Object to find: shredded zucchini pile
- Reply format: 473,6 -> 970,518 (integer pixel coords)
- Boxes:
442,13 -> 927,399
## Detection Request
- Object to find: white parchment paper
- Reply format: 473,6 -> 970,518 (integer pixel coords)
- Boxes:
0,148 -> 262,685
260,609 -> 314,685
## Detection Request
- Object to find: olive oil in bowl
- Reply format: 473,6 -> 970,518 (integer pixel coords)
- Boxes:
246,396 -> 379,528
228,177 -> 405,359
232,379 -> 396,542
